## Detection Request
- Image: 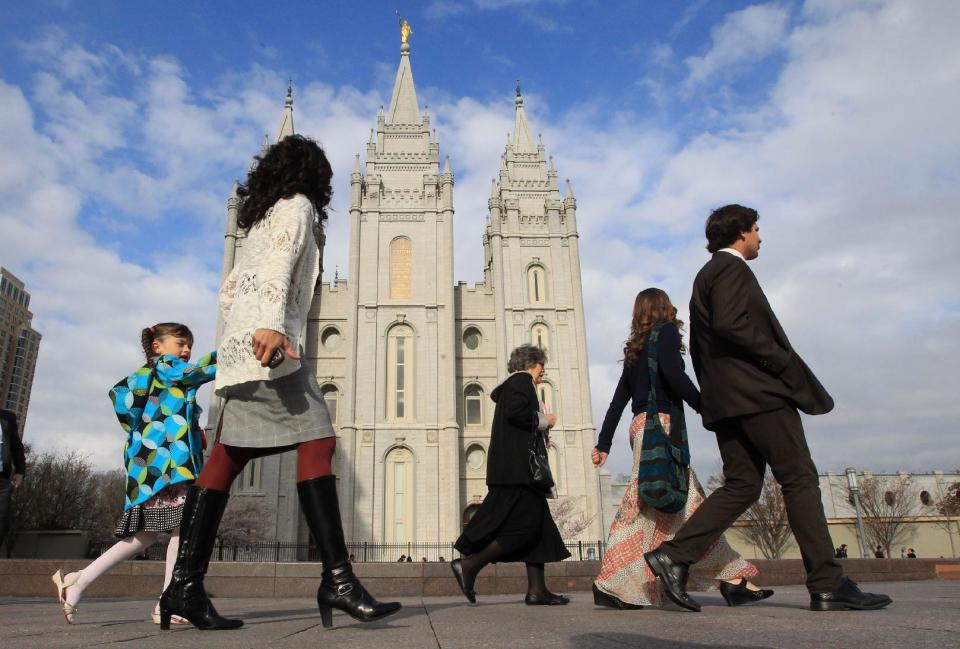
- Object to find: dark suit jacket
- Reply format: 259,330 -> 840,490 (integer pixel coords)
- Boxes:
486,372 -> 542,486
689,252 -> 833,427
0,409 -> 25,478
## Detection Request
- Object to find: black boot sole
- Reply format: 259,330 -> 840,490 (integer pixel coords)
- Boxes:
810,597 -> 892,611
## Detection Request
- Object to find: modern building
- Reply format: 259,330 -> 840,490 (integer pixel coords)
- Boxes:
0,268 -> 41,434
211,35 -> 605,546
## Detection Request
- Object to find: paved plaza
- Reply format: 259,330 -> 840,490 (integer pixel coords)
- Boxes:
1,580 -> 957,649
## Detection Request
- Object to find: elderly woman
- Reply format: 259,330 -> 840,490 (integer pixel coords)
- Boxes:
451,345 -> 571,605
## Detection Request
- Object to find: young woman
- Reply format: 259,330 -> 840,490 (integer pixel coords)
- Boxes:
452,344 -> 571,606
53,323 -> 214,624
591,288 -> 772,609
159,134 -> 400,630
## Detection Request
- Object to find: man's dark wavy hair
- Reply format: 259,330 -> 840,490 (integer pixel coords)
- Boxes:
237,134 -> 334,230
705,204 -> 759,253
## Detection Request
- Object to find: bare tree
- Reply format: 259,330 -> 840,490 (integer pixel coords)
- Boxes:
733,473 -> 794,559
852,476 -> 921,557
217,497 -> 271,546
548,496 -> 594,539
931,481 -> 960,558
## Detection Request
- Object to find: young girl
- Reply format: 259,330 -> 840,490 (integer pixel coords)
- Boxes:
51,323 -> 215,624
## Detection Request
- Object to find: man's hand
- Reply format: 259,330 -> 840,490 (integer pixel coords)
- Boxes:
591,449 -> 607,468
252,329 -> 301,367
546,413 -> 557,428
11,473 -> 23,489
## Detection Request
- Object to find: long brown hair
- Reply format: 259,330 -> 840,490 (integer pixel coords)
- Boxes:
140,322 -> 193,367
622,288 -> 685,367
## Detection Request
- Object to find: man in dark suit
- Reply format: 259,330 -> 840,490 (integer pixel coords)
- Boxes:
0,408 -> 26,551
645,204 -> 891,612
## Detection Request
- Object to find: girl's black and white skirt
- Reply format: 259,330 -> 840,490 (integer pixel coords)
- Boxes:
113,483 -> 188,538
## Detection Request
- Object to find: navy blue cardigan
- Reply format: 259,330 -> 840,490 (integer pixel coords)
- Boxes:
595,323 -> 700,453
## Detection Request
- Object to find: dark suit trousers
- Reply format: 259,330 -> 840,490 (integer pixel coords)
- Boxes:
660,406 -> 843,593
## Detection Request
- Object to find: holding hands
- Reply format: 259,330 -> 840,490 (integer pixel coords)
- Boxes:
591,448 -> 608,467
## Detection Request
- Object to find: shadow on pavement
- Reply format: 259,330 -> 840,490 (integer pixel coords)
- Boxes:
572,633 -> 775,648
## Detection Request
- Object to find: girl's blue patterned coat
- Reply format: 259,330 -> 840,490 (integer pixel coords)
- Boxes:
108,352 -> 216,510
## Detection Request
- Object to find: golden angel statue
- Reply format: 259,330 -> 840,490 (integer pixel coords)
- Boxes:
397,12 -> 413,44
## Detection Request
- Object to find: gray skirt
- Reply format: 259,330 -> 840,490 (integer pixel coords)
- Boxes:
219,360 -> 335,448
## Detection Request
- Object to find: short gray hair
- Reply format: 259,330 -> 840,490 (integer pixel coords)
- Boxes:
507,344 -> 547,373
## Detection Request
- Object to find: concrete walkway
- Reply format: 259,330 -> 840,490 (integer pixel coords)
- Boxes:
1,580 -> 957,648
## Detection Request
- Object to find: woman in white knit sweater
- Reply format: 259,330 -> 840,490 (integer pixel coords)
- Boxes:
159,135 -> 400,631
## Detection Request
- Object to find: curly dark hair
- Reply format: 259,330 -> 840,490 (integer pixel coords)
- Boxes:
140,322 -> 193,367
507,345 -> 548,373
705,204 -> 758,253
623,288 -> 685,367
236,134 -> 334,230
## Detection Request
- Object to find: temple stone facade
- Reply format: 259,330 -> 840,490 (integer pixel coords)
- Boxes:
215,40 -> 604,546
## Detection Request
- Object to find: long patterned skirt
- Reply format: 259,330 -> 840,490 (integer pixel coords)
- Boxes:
594,412 -> 758,607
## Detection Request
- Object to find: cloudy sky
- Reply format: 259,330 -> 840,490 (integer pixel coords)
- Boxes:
1,0 -> 958,481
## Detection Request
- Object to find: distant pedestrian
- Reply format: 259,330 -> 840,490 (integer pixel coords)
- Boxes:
874,546 -> 885,558
452,345 -> 571,606
906,548 -> 917,559
438,556 -> 445,562
406,555 -> 413,563
0,408 -> 25,553
834,545 -> 848,559
51,323 -> 214,625
398,554 -> 407,562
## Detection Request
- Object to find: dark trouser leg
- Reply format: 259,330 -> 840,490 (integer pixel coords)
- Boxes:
0,478 -> 12,552
739,408 -> 842,593
660,417 -> 766,565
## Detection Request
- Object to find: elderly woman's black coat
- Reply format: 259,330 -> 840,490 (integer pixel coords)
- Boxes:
486,372 -> 543,487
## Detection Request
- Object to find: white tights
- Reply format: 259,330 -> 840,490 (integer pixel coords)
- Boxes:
65,531 -> 180,608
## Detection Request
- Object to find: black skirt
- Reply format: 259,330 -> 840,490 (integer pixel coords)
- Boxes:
455,486 -> 571,564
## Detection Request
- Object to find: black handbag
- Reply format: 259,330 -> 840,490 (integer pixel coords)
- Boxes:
636,323 -> 690,513
528,414 -> 555,493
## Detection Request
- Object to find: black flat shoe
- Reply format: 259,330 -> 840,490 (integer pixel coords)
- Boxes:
719,579 -> 774,607
592,584 -> 643,610
643,549 -> 700,612
524,592 -> 570,606
450,559 -> 476,604
810,577 -> 892,611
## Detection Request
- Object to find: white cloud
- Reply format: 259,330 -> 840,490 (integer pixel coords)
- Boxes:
4,0 -> 959,486
684,3 -> 791,87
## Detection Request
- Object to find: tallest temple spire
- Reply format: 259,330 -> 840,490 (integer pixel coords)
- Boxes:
387,15 -> 421,124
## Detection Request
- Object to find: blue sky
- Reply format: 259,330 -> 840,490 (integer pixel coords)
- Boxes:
2,0 -> 959,482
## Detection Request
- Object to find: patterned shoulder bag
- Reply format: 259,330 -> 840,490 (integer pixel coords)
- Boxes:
636,323 -> 690,513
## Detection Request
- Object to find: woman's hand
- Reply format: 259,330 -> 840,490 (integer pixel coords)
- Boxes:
591,448 -> 608,467
546,413 -> 557,428
252,329 -> 301,367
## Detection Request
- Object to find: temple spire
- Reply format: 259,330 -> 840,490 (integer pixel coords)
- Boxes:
386,19 -> 421,124
276,81 -> 295,141
512,80 -> 534,153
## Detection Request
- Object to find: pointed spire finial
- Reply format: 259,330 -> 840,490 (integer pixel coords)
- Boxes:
549,156 -> 556,173
443,155 -> 451,175
353,153 -> 361,173
564,178 -> 575,199
286,80 -> 293,106
490,177 -> 498,198
369,128 -> 375,144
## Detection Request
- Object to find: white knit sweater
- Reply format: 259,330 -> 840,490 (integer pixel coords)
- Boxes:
215,194 -> 319,393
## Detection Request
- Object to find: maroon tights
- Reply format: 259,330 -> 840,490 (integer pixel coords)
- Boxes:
195,437 -> 336,490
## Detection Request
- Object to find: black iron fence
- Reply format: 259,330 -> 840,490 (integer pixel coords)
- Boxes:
87,539 -> 606,563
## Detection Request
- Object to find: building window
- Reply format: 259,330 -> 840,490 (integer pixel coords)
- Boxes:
537,381 -> 555,416
531,323 -> 549,352
884,491 -> 895,506
384,447 -> 415,543
239,457 -> 263,493
527,265 -> 547,304
465,444 -> 486,471
920,490 -> 932,506
321,327 -> 341,351
463,327 -> 481,351
464,384 -> 483,427
387,324 -> 414,421
389,236 -> 412,300
321,384 -> 339,425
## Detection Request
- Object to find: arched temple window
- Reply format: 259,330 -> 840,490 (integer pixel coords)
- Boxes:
384,447 -> 415,543
390,237 -> 412,300
527,264 -> 547,304
386,324 -> 414,421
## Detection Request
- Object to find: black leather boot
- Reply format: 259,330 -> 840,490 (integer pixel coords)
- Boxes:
158,487 -> 243,631
297,476 -> 401,628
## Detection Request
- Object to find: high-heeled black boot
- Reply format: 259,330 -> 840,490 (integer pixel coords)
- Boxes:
297,476 -> 402,628
158,487 -> 243,631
